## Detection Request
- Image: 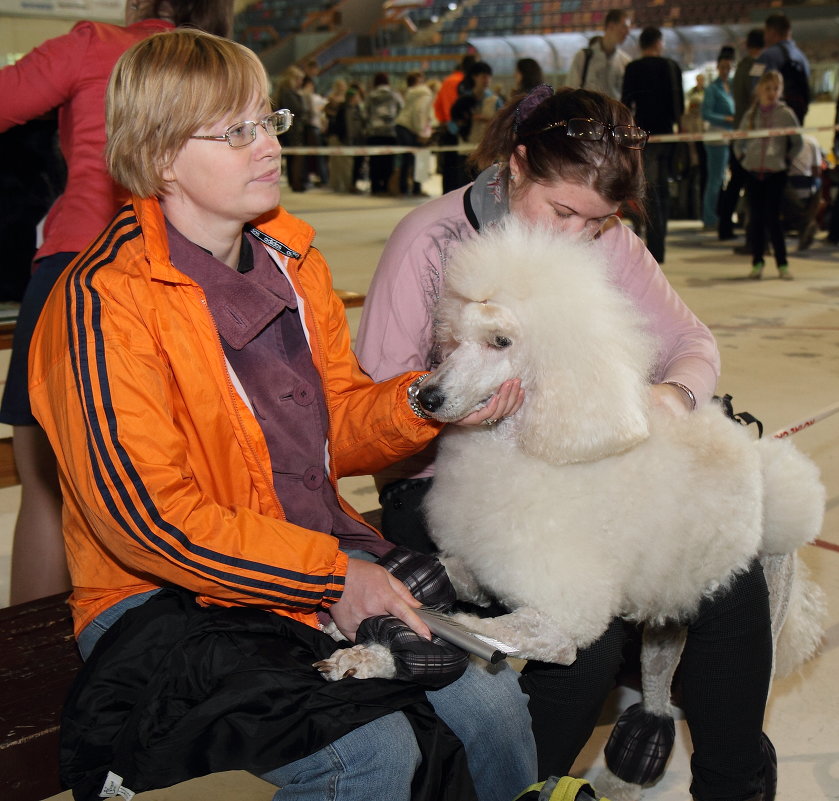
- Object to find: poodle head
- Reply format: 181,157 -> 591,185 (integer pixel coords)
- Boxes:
420,217 -> 657,464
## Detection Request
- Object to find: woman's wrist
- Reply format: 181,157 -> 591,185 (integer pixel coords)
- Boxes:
407,373 -> 432,419
661,380 -> 697,410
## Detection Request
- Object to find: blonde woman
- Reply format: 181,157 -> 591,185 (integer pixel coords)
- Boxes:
31,29 -> 533,801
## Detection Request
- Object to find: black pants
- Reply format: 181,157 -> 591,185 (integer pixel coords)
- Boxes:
641,142 -> 675,263
746,171 -> 788,267
367,135 -> 396,194
380,478 -> 774,801
718,147 -> 748,240
395,125 -> 421,195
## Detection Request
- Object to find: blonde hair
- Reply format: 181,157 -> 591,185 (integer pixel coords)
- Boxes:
747,69 -> 783,128
106,29 -> 270,197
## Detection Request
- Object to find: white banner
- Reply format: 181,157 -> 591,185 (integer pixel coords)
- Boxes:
0,0 -> 122,20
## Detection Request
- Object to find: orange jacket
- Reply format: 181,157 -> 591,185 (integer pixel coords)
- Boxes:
29,196 -> 441,636
434,70 -> 464,124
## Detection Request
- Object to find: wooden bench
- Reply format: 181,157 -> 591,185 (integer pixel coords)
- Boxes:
0,509 -> 383,801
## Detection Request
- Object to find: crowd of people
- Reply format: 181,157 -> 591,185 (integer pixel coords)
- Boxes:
0,5 -> 832,801
262,10 -> 829,278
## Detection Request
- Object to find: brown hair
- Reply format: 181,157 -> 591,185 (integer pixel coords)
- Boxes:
470,86 -> 645,205
150,1 -> 234,37
106,29 -> 269,197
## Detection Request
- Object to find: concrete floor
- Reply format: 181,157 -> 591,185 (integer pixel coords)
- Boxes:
2,175 -> 837,799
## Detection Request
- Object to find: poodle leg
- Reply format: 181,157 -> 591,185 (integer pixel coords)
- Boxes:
451,606 -> 578,664
436,553 -> 493,607
596,624 -> 687,801
762,552 -> 826,680
641,623 -> 687,717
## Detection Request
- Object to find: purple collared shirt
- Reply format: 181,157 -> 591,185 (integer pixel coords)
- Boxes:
167,222 -> 390,556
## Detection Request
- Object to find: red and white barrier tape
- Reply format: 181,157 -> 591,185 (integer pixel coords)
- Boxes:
772,401 -> 839,439
282,123 -> 839,156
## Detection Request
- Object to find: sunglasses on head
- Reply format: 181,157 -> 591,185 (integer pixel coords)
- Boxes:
540,117 -> 648,150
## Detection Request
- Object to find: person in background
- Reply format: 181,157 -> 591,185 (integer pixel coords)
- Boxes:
718,28 -> 764,244
324,78 -> 350,192
395,71 -> 434,196
701,47 -> 735,231
752,14 -> 811,124
365,72 -> 403,195
826,95 -> 839,246
566,9 -> 632,99
513,58 -> 544,96
681,72 -> 706,220
622,25 -> 685,263
734,69 -> 802,280
0,117 -> 65,303
329,85 -> 366,194
274,64 -> 307,192
300,75 -> 328,187
783,132 -> 823,251
435,54 -> 477,194
0,0 -> 234,606
356,84 -> 777,801
31,28 -> 534,801
464,62 -> 503,150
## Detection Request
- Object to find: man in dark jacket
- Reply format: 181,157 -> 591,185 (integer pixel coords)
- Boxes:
622,26 -> 684,264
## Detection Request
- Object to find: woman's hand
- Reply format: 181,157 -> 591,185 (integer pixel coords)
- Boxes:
330,557 -> 431,643
453,378 -> 525,426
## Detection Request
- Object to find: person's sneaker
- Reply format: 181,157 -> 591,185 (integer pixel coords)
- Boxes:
778,265 -> 794,280
798,220 -> 817,251
748,262 -> 764,280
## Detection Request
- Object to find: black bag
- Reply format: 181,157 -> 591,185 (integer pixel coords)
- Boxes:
778,42 -> 810,123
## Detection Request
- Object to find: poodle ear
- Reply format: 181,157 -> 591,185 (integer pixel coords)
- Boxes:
516,348 -> 652,465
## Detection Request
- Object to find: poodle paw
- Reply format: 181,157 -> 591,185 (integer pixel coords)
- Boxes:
313,643 -> 397,681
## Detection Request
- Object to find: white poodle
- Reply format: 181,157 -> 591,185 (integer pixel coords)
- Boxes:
318,219 -> 825,796
414,217 -> 825,671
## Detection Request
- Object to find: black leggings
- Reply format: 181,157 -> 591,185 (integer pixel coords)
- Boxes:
380,478 -> 774,801
746,170 -> 788,267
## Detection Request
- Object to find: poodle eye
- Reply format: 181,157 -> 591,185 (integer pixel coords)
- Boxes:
491,335 -> 512,349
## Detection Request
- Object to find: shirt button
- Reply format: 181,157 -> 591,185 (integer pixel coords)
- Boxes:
303,466 -> 324,490
293,382 -> 315,406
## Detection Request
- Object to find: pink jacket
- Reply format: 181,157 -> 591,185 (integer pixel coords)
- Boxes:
0,19 -> 174,263
356,184 -> 720,487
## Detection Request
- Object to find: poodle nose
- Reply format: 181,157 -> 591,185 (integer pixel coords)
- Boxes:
417,384 -> 445,413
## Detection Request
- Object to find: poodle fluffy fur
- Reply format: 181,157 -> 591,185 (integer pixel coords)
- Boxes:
415,218 -> 826,667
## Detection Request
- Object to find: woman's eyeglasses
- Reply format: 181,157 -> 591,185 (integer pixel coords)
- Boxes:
540,117 -> 648,150
190,109 -> 294,149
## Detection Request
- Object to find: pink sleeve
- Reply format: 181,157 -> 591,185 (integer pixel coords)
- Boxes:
603,222 -> 720,404
356,206 -> 452,380
0,23 -> 89,131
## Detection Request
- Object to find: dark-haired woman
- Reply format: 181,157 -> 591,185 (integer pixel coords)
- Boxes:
357,85 -> 777,801
513,57 -> 545,96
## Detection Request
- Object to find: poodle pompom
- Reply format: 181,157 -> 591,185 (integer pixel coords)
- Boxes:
757,437 -> 825,554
